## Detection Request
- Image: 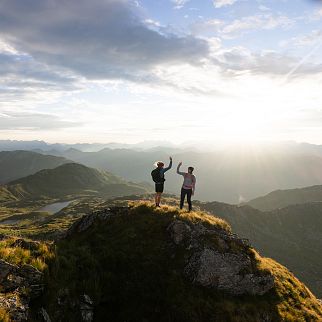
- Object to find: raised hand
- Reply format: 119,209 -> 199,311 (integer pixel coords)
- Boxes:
169,156 -> 173,161
179,161 -> 182,166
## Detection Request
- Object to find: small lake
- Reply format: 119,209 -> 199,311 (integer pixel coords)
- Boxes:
0,200 -> 74,226
37,200 -> 73,214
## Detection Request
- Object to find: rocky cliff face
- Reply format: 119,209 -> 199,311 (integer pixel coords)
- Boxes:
168,219 -> 274,296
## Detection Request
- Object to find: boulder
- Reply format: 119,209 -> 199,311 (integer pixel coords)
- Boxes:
11,239 -> 41,251
185,248 -> 274,296
0,259 -> 18,282
167,220 -> 191,245
19,264 -> 43,284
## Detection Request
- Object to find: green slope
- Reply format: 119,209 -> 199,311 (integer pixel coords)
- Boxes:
247,185 -> 322,211
35,203 -> 322,321
6,163 -> 149,200
0,150 -> 70,184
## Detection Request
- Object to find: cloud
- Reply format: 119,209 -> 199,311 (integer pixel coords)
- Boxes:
0,49 -> 81,102
221,14 -> 294,38
0,0 -> 209,81
312,8 -> 322,20
281,30 -> 322,48
190,19 -> 224,35
171,0 -> 190,9
0,111 -> 82,131
213,0 -> 238,8
212,47 -> 322,77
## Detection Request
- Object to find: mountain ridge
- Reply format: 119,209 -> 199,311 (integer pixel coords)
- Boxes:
247,184 -> 322,211
3,163 -> 150,202
0,150 -> 71,183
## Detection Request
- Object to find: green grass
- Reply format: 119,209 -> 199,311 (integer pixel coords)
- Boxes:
0,237 -> 54,271
0,237 -> 55,320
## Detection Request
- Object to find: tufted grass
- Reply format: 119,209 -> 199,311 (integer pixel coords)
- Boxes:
0,237 -> 54,272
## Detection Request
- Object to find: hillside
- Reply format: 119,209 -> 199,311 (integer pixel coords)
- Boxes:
247,185 -> 322,211
23,203 -> 321,321
198,201 -> 322,297
5,163 -> 149,200
0,150 -> 70,183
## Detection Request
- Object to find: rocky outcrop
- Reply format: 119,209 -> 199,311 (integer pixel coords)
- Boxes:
11,238 -> 41,251
185,249 -> 274,295
167,220 -> 191,245
64,207 -> 123,237
168,219 -> 274,296
0,259 -> 44,321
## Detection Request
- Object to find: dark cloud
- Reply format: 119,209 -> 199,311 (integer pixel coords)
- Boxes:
0,111 -> 82,130
0,0 -> 209,80
0,52 -> 81,97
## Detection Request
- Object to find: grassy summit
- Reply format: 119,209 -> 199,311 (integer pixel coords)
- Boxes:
34,203 -> 322,322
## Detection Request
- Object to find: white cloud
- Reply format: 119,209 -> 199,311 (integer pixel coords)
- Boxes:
312,8 -> 322,21
221,14 -> 294,37
0,111 -> 81,131
171,0 -> 190,9
281,30 -> 322,48
258,5 -> 270,12
190,19 -> 224,35
213,0 -> 238,8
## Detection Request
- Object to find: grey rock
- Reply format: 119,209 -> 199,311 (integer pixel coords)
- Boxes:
0,292 -> 28,321
0,259 -> 18,282
65,210 -> 114,237
167,220 -> 191,245
185,248 -> 274,296
11,239 -> 41,251
80,294 -> 94,322
19,264 -> 43,284
38,307 -> 51,322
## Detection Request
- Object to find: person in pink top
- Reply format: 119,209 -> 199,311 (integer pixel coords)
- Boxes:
177,162 -> 196,212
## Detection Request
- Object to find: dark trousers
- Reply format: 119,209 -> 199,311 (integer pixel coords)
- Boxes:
180,188 -> 192,211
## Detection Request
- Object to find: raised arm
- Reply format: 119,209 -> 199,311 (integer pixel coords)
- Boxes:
177,162 -> 185,176
163,156 -> 172,173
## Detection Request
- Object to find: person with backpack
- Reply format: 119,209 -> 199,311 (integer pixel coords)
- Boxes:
177,162 -> 196,212
151,156 -> 172,207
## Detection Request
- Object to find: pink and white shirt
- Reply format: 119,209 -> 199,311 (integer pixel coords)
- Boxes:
177,164 -> 196,190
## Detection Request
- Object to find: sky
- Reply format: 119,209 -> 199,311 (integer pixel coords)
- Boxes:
0,0 -> 322,144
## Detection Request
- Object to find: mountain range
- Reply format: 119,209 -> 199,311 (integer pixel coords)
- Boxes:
247,185 -> 322,211
0,150 -> 70,183
37,147 -> 322,203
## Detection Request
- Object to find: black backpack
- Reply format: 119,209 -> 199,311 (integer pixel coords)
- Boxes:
151,168 -> 164,183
